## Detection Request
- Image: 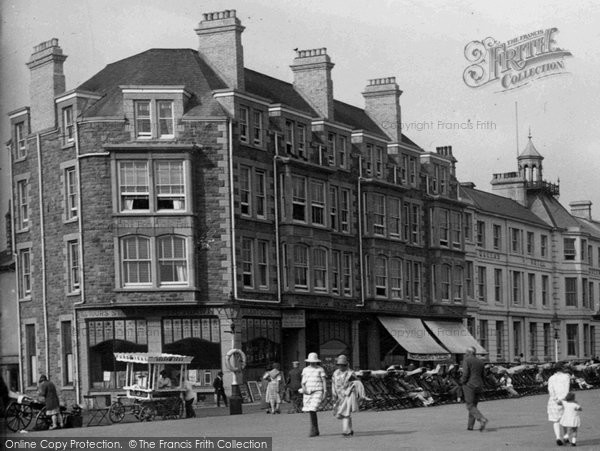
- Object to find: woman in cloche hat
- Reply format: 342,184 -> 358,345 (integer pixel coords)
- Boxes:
301,352 -> 327,437
331,354 -> 368,437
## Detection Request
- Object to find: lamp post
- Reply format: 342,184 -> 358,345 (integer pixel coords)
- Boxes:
224,302 -> 243,415
551,312 -> 560,362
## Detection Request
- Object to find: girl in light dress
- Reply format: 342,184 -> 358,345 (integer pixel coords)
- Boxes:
559,392 -> 582,446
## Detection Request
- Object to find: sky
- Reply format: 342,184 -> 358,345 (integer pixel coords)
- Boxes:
1,0 -> 599,250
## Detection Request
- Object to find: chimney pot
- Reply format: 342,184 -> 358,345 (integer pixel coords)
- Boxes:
196,10 -> 245,90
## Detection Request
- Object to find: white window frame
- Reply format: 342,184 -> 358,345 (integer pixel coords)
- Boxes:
157,235 -> 188,286
390,198 -> 401,239
329,186 -> 338,231
257,240 -> 268,289
338,135 -> 347,169
242,237 -> 254,289
285,119 -> 294,153
119,161 -> 150,212
313,248 -> 328,292
375,256 -> 388,297
65,167 -> 78,220
297,124 -> 306,158
342,252 -> 352,297
255,170 -> 266,219
331,250 -> 340,295
155,160 -> 185,211
239,106 -> 249,143
240,166 -> 251,216
62,106 -> 74,145
373,194 -> 386,236
327,132 -> 336,166
157,100 -> 175,139
17,179 -> 29,230
390,258 -> 403,299
16,121 -> 27,158
18,248 -> 32,299
293,245 -> 308,290
340,189 -> 350,233
121,236 -> 152,287
67,240 -> 80,293
292,176 -> 306,222
253,110 -> 263,146
310,180 -> 325,226
134,100 -> 152,139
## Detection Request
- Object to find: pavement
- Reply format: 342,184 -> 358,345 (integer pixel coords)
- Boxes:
5,390 -> 600,450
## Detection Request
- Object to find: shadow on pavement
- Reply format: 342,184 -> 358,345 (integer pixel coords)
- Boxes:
485,424 -> 539,432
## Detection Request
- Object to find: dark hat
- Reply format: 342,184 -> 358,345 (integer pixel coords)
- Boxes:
38,375 -> 48,382
217,371 -> 223,376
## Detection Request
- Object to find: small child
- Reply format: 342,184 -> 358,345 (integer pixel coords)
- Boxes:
559,392 -> 582,446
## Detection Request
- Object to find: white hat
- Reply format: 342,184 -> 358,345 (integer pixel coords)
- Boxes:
305,352 -> 321,363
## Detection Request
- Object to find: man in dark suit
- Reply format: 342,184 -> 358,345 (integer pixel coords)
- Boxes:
213,371 -> 228,407
460,346 -> 489,431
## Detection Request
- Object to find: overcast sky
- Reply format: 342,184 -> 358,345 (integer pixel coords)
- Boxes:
1,0 -> 599,250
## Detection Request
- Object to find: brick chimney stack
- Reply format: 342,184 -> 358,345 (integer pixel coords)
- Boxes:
291,48 -> 334,119
569,200 -> 592,220
362,77 -> 402,142
195,9 -> 245,90
26,38 -> 67,132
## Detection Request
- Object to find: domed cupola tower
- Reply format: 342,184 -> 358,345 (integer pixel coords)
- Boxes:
517,130 -> 544,184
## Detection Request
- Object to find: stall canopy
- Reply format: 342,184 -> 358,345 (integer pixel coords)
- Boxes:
423,321 -> 488,355
379,317 -> 451,361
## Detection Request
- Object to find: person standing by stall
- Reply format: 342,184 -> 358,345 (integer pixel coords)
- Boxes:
302,352 -> 327,437
38,375 -> 62,430
183,375 -> 196,418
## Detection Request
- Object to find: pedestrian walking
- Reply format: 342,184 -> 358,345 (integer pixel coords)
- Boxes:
286,361 -> 302,413
460,346 -> 489,431
183,375 -> 196,418
213,371 -> 228,407
547,363 -> 571,445
559,392 -> 582,446
264,363 -> 283,414
37,375 -> 63,430
301,352 -> 327,437
331,355 -> 367,437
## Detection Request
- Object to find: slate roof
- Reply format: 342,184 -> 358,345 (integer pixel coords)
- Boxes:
460,186 -> 550,228
529,194 -> 580,229
77,49 -> 228,118
244,69 -> 317,116
76,48 -> 423,144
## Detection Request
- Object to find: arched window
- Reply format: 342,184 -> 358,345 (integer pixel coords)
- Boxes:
121,236 -> 151,286
158,235 -> 188,285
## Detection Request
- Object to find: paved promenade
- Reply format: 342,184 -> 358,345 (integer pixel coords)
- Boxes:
8,391 -> 600,450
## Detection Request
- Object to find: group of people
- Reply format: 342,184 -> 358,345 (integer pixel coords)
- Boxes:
293,347 -> 585,444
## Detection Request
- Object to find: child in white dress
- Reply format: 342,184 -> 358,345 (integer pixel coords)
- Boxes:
559,392 -> 582,446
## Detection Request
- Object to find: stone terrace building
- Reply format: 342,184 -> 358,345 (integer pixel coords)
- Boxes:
7,10 -> 598,403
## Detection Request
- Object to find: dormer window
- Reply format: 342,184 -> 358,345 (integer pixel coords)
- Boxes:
15,121 -> 27,159
285,120 -> 294,154
157,101 -> 174,138
133,100 -> 174,140
297,124 -> 306,158
62,106 -> 74,145
135,101 -> 152,138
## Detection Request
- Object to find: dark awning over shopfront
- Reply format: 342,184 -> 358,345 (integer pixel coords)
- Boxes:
379,317 -> 451,361
423,320 -> 487,355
